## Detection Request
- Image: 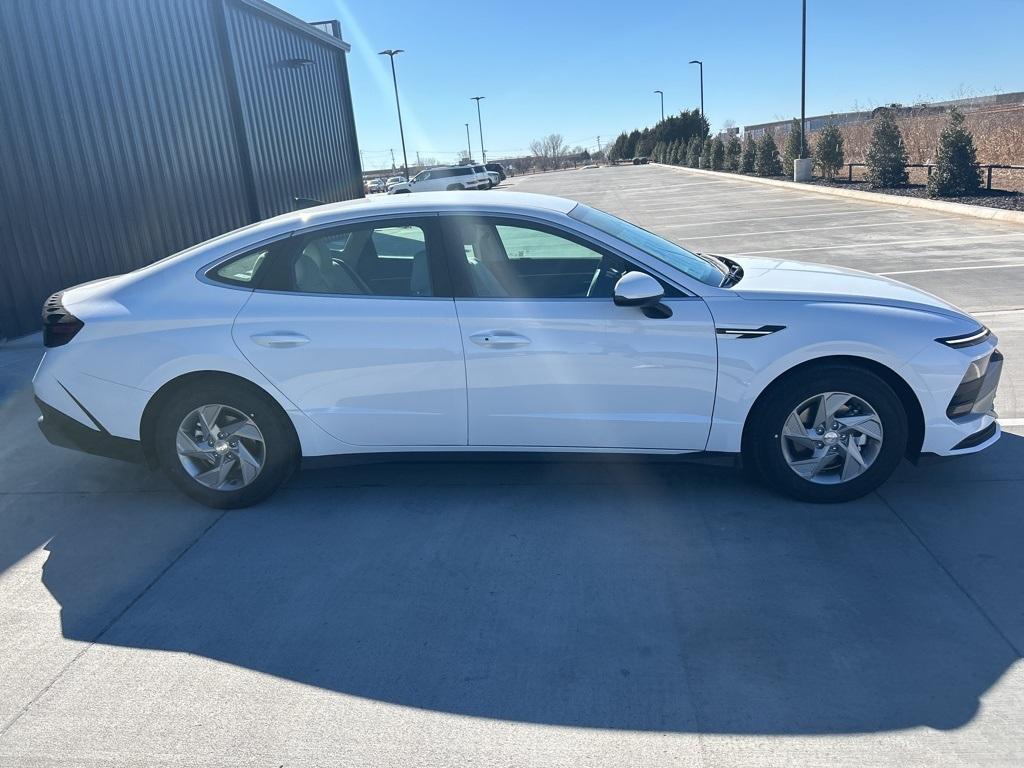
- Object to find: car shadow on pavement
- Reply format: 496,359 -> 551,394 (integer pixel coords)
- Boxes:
24,432 -> 1024,735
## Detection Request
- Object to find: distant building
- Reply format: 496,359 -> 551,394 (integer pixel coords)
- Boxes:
0,0 -> 363,338
743,91 -> 1024,139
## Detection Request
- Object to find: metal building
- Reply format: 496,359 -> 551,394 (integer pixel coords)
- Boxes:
0,0 -> 363,338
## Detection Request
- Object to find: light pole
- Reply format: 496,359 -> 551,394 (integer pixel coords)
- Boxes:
465,122 -> 472,163
471,96 -> 486,163
688,60 -> 704,120
654,90 -> 664,122
378,49 -> 409,180
800,0 -> 807,158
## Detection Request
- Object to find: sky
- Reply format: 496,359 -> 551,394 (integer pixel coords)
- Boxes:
277,0 -> 1024,169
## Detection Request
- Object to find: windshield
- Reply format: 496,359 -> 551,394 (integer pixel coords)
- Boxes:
569,204 -> 726,287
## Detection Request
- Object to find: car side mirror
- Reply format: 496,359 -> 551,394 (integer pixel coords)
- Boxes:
613,271 -> 664,307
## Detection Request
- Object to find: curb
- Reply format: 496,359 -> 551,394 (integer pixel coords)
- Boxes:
651,164 -> 1024,226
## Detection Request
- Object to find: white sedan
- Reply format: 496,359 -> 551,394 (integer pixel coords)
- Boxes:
34,192 -> 1002,508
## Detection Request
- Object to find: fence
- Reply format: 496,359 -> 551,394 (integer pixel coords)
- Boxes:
844,162 -> 1024,189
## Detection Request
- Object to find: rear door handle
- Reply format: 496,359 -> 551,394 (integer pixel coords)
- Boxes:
250,332 -> 310,349
469,330 -> 532,349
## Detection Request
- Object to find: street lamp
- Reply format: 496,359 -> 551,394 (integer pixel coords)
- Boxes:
688,60 -> 704,120
654,90 -> 664,122
378,49 -> 409,180
800,0 -> 807,158
465,122 -> 472,163
471,96 -> 486,164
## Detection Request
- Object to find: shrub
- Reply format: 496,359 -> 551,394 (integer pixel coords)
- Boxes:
927,107 -> 982,197
725,135 -> 742,171
670,139 -> 682,165
700,137 -> 713,168
814,120 -> 845,180
866,109 -> 908,187
739,134 -> 756,173
782,118 -> 806,176
754,132 -> 782,176
710,136 -> 725,170
685,135 -> 702,167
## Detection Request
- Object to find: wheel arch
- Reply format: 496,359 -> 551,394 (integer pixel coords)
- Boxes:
139,370 -> 299,468
740,355 -> 925,461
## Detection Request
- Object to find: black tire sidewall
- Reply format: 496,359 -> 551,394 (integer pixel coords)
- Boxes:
153,383 -> 298,509
748,366 -> 908,503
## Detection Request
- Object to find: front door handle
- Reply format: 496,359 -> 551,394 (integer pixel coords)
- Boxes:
250,332 -> 310,349
469,330 -> 532,349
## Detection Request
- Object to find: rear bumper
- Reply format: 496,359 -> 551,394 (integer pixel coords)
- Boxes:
35,396 -> 143,463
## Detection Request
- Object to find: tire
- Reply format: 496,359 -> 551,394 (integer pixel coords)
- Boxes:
153,381 -> 298,509
393,189 -> 410,194
744,365 -> 908,503
446,183 -> 464,191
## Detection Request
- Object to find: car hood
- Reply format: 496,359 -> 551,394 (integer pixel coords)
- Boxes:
729,256 -> 965,318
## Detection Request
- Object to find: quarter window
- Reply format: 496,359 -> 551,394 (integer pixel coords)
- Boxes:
210,247 -> 270,286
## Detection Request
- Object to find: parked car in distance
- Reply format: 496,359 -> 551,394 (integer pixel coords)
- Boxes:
632,156 -> 649,165
35,192 -> 1003,509
472,164 -> 498,189
484,162 -> 506,181
581,164 -> 599,170
365,177 -> 386,193
388,166 -> 487,193
385,175 -> 406,191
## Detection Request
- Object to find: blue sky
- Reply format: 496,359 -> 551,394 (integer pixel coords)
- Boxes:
278,0 -> 1023,168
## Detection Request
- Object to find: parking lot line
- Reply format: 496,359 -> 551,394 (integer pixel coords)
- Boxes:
683,217 -> 960,241
728,231 -> 1024,256
879,263 -> 1024,276
663,208 -> 908,228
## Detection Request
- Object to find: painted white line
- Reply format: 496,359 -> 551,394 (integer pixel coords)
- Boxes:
683,217 -> 959,241
726,231 -> 1024,256
663,209 -> 897,228
972,307 -> 1024,316
879,262 -> 1024,276
999,418 -> 1024,427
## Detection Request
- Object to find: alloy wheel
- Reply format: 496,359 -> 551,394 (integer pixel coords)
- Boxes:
779,391 -> 884,485
175,404 -> 266,491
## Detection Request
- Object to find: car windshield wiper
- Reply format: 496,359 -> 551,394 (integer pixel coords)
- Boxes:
716,255 -> 744,287
695,251 -> 729,275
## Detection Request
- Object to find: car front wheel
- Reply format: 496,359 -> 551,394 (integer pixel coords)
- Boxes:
153,383 -> 298,509
745,365 -> 908,503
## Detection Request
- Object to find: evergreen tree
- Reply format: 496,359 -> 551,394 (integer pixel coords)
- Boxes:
700,137 -> 713,168
624,129 -> 641,159
754,132 -> 783,176
813,120 -> 845,180
739,134 -> 756,173
636,128 -> 654,158
725,135 -> 742,171
927,108 -> 982,197
686,135 -> 702,167
866,109 -> 908,187
609,132 -> 629,163
782,118 -> 807,176
710,136 -> 726,170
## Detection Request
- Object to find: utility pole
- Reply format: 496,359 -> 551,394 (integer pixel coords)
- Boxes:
416,151 -> 421,169
654,90 -> 664,122
390,148 -> 395,170
379,49 -> 409,180
597,136 -> 602,155
465,122 -> 472,162
471,96 -> 486,163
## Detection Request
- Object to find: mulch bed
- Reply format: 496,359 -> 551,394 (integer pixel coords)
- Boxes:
808,179 -> 1024,212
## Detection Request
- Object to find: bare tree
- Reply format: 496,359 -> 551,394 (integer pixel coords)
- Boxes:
530,133 -> 567,169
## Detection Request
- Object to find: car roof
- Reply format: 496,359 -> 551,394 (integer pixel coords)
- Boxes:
294,191 -> 577,226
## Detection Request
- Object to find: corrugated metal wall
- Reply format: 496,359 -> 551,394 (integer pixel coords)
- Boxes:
0,0 -> 362,338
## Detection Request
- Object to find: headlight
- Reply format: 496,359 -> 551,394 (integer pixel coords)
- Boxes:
936,326 -> 990,349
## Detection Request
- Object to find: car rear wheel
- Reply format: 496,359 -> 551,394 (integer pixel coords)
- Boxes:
153,383 -> 298,509
745,365 -> 908,503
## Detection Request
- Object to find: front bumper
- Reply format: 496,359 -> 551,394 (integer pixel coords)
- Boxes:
923,346 -> 1004,457
36,397 -> 143,463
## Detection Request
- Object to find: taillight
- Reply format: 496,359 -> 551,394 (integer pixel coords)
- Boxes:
42,292 -> 84,347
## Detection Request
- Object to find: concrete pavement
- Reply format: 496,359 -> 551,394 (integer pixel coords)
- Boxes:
1,165 -> 1023,767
